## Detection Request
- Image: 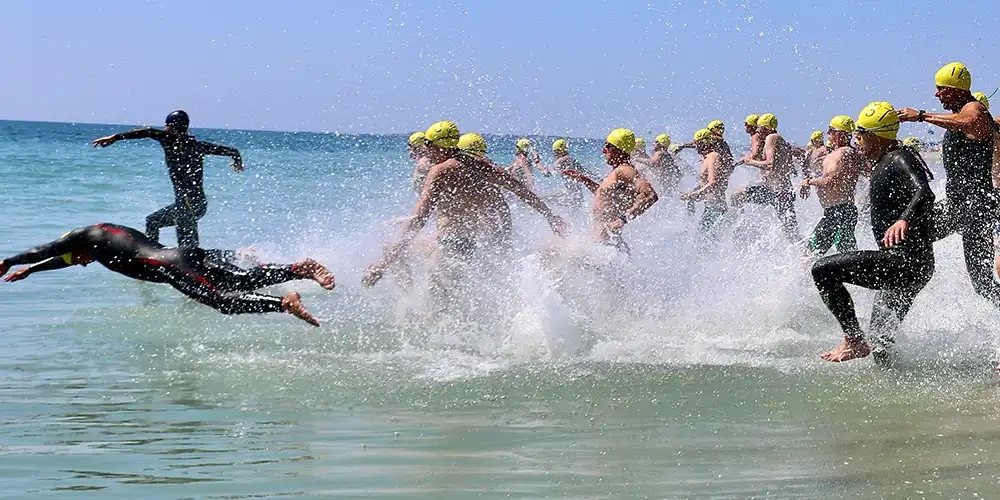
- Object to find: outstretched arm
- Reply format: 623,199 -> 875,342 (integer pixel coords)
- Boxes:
2,257 -> 71,282
92,127 -> 164,147
362,169 -> 440,286
199,141 -> 244,172
478,162 -> 565,235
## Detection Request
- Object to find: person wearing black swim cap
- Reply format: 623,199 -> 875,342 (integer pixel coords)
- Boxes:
91,110 -> 244,248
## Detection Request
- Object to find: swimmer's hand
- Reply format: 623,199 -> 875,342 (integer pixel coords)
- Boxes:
0,261 -> 10,279
362,261 -> 388,287
91,135 -> 118,148
605,218 -> 625,233
3,267 -> 31,282
231,157 -> 245,172
896,108 -> 921,123
882,220 -> 909,248
281,291 -> 319,326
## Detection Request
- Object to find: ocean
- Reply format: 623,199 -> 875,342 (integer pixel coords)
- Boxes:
2,119 -> 1000,499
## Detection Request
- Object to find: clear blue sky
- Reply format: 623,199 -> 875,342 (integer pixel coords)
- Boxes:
2,0 -> 999,141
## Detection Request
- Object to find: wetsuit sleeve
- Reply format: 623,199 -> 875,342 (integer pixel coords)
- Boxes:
115,128 -> 166,141
197,141 -> 242,159
896,154 -> 935,223
1,227 -> 91,266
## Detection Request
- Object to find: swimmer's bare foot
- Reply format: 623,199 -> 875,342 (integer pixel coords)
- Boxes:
293,259 -> 335,290
281,291 -> 319,326
820,337 -> 871,362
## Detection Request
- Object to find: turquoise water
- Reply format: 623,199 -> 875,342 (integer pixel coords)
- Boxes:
2,120 -> 1000,498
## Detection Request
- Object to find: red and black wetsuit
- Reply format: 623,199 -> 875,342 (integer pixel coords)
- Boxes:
110,128 -> 241,248
2,224 -> 304,315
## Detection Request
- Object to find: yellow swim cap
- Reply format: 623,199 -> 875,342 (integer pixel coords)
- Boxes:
902,136 -> 922,148
745,114 -> 759,126
707,120 -> 725,135
424,121 -> 461,148
655,133 -> 671,147
693,128 -> 714,143
935,62 -> 972,91
516,138 -> 533,152
458,132 -> 487,157
60,252 -> 73,265
810,130 -> 823,142
828,115 -> 856,133
635,137 -> 646,150
606,128 -> 637,154
756,113 -> 778,130
552,138 -> 568,153
974,91 -> 990,110
408,132 -> 426,147
856,101 -> 900,140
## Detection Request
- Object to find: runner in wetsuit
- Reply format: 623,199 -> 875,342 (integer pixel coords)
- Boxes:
812,102 -> 936,363
898,62 -> 1000,309
92,110 -> 244,248
0,224 -> 334,326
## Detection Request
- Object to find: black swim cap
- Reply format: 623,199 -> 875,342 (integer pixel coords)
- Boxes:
165,110 -> 190,131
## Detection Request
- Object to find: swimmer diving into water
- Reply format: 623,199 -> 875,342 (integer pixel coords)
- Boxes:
0,224 -> 334,326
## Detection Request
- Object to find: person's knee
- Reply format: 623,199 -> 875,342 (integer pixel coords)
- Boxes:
811,260 -> 836,290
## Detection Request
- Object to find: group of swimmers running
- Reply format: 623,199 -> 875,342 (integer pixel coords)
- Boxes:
3,61 -> 1000,367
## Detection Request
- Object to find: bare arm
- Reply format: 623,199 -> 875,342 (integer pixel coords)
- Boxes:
685,155 -> 719,200
899,102 -> 992,140
362,168 -> 440,286
479,161 -> 565,234
806,151 -> 844,188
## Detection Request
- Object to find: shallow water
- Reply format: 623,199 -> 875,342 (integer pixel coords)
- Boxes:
2,120 -> 999,499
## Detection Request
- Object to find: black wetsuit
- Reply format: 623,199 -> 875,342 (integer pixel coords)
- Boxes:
933,115 -> 1000,307
2,224 -> 304,315
114,128 -> 241,248
811,146 -> 935,344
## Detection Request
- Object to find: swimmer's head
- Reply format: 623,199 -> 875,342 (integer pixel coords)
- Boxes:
164,110 -> 190,133
655,133 -> 671,149
934,62 -> 973,111
756,113 -> 778,132
408,132 -> 426,147
707,120 -> 725,137
855,101 -> 900,156
425,121 -> 461,148
744,114 -> 759,134
458,132 -> 488,157
552,138 -> 569,154
515,138 -> 533,154
693,128 -> 715,154
935,61 -> 972,91
809,130 -> 824,145
603,128 -> 636,165
60,251 -> 94,267
634,137 -> 646,152
827,116 -> 855,148
974,91 -> 990,110
902,136 -> 922,149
